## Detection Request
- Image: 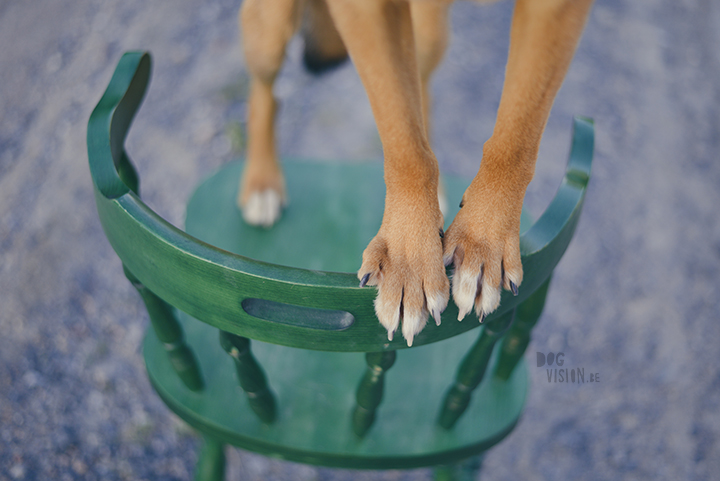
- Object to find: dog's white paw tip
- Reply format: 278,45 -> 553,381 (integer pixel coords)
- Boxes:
401,310 -> 428,348
452,269 -> 477,321
242,189 -> 284,227
478,285 -> 501,318
426,293 -> 447,326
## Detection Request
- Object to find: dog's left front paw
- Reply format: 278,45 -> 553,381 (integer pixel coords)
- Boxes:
443,172 -> 525,322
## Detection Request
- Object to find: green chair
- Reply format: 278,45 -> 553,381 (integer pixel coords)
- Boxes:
87,51 -> 593,480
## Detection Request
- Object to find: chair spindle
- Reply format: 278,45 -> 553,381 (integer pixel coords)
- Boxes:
438,309 -> 516,430
219,331 -> 277,424
123,266 -> 204,391
495,277 -> 551,380
194,436 -> 225,481
352,350 -> 397,437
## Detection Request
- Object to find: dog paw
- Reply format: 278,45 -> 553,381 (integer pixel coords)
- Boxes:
358,198 -> 449,346
241,189 -> 285,227
443,175 -> 524,322
238,163 -> 286,228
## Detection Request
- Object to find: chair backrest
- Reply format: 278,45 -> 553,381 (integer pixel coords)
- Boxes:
88,51 -> 593,353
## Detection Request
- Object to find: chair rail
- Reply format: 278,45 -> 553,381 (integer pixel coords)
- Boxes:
88,51 -> 593,352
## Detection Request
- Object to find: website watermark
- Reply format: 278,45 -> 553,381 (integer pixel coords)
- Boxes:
536,352 -> 600,384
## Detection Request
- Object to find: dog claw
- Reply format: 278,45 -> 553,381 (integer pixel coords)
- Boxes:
478,311 -> 485,324
439,228 -> 444,238
510,281 -> 519,296
388,329 -> 395,341
432,309 -> 442,326
359,273 -> 371,288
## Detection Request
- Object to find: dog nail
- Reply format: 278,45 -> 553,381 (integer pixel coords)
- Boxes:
388,329 -> 395,341
439,228 -> 444,238
359,273 -> 370,288
510,281 -> 519,296
433,309 -> 442,326
406,335 -> 414,347
459,200 -> 464,208
478,311 -> 486,324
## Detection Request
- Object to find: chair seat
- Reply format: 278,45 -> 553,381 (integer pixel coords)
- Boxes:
142,160 -> 529,469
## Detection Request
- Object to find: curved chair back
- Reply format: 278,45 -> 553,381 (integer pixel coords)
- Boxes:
88,51 -> 593,353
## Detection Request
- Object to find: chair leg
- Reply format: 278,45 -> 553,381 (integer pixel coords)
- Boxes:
434,455 -> 483,481
495,277 -> 552,380
195,436 -> 226,481
438,309 -> 516,430
124,265 -> 204,391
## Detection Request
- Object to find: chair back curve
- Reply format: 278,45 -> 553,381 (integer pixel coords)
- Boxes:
87,51 -> 594,352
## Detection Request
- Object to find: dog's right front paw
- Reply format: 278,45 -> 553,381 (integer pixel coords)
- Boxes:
238,162 -> 286,228
358,197 -> 449,347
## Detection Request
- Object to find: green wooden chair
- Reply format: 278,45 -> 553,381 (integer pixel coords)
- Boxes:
87,51 -> 593,480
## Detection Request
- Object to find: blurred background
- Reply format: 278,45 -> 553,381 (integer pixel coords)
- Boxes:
1,0 -> 719,479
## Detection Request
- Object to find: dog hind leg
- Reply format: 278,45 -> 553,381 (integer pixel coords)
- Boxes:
302,0 -> 349,74
238,0 -> 301,227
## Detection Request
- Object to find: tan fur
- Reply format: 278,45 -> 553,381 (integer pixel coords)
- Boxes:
239,0 -> 593,344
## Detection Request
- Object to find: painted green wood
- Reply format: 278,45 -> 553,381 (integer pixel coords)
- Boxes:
87,52 -> 594,471
87,51 -> 594,353
219,332 -> 277,424
194,437 -> 225,481
144,310 -> 527,469
495,277 -> 552,380
123,265 -> 203,391
434,456 -> 483,481
438,309 -> 516,430
352,351 -> 397,437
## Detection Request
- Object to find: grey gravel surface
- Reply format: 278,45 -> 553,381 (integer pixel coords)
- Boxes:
2,0 -> 720,480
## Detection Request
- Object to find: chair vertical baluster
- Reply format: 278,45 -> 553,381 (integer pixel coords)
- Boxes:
194,436 -> 225,481
123,266 -> 204,391
219,331 -> 277,424
438,309 -> 516,430
352,350 -> 397,437
434,455 -> 483,481
495,277 -> 552,380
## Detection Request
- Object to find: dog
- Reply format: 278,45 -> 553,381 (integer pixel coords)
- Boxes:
237,0 -> 593,346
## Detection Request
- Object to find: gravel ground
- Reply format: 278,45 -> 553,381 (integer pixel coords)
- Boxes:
1,0 -> 720,480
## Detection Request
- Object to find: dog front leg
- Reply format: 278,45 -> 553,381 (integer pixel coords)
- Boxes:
238,0 -> 302,226
326,0 -> 449,346
444,0 -> 593,320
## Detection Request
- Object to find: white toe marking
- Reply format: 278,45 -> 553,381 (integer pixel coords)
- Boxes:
452,268 -> 478,321
426,292 -> 448,326
478,283 -> 501,318
401,308 -> 428,347
242,189 -> 283,227
375,296 -> 400,341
